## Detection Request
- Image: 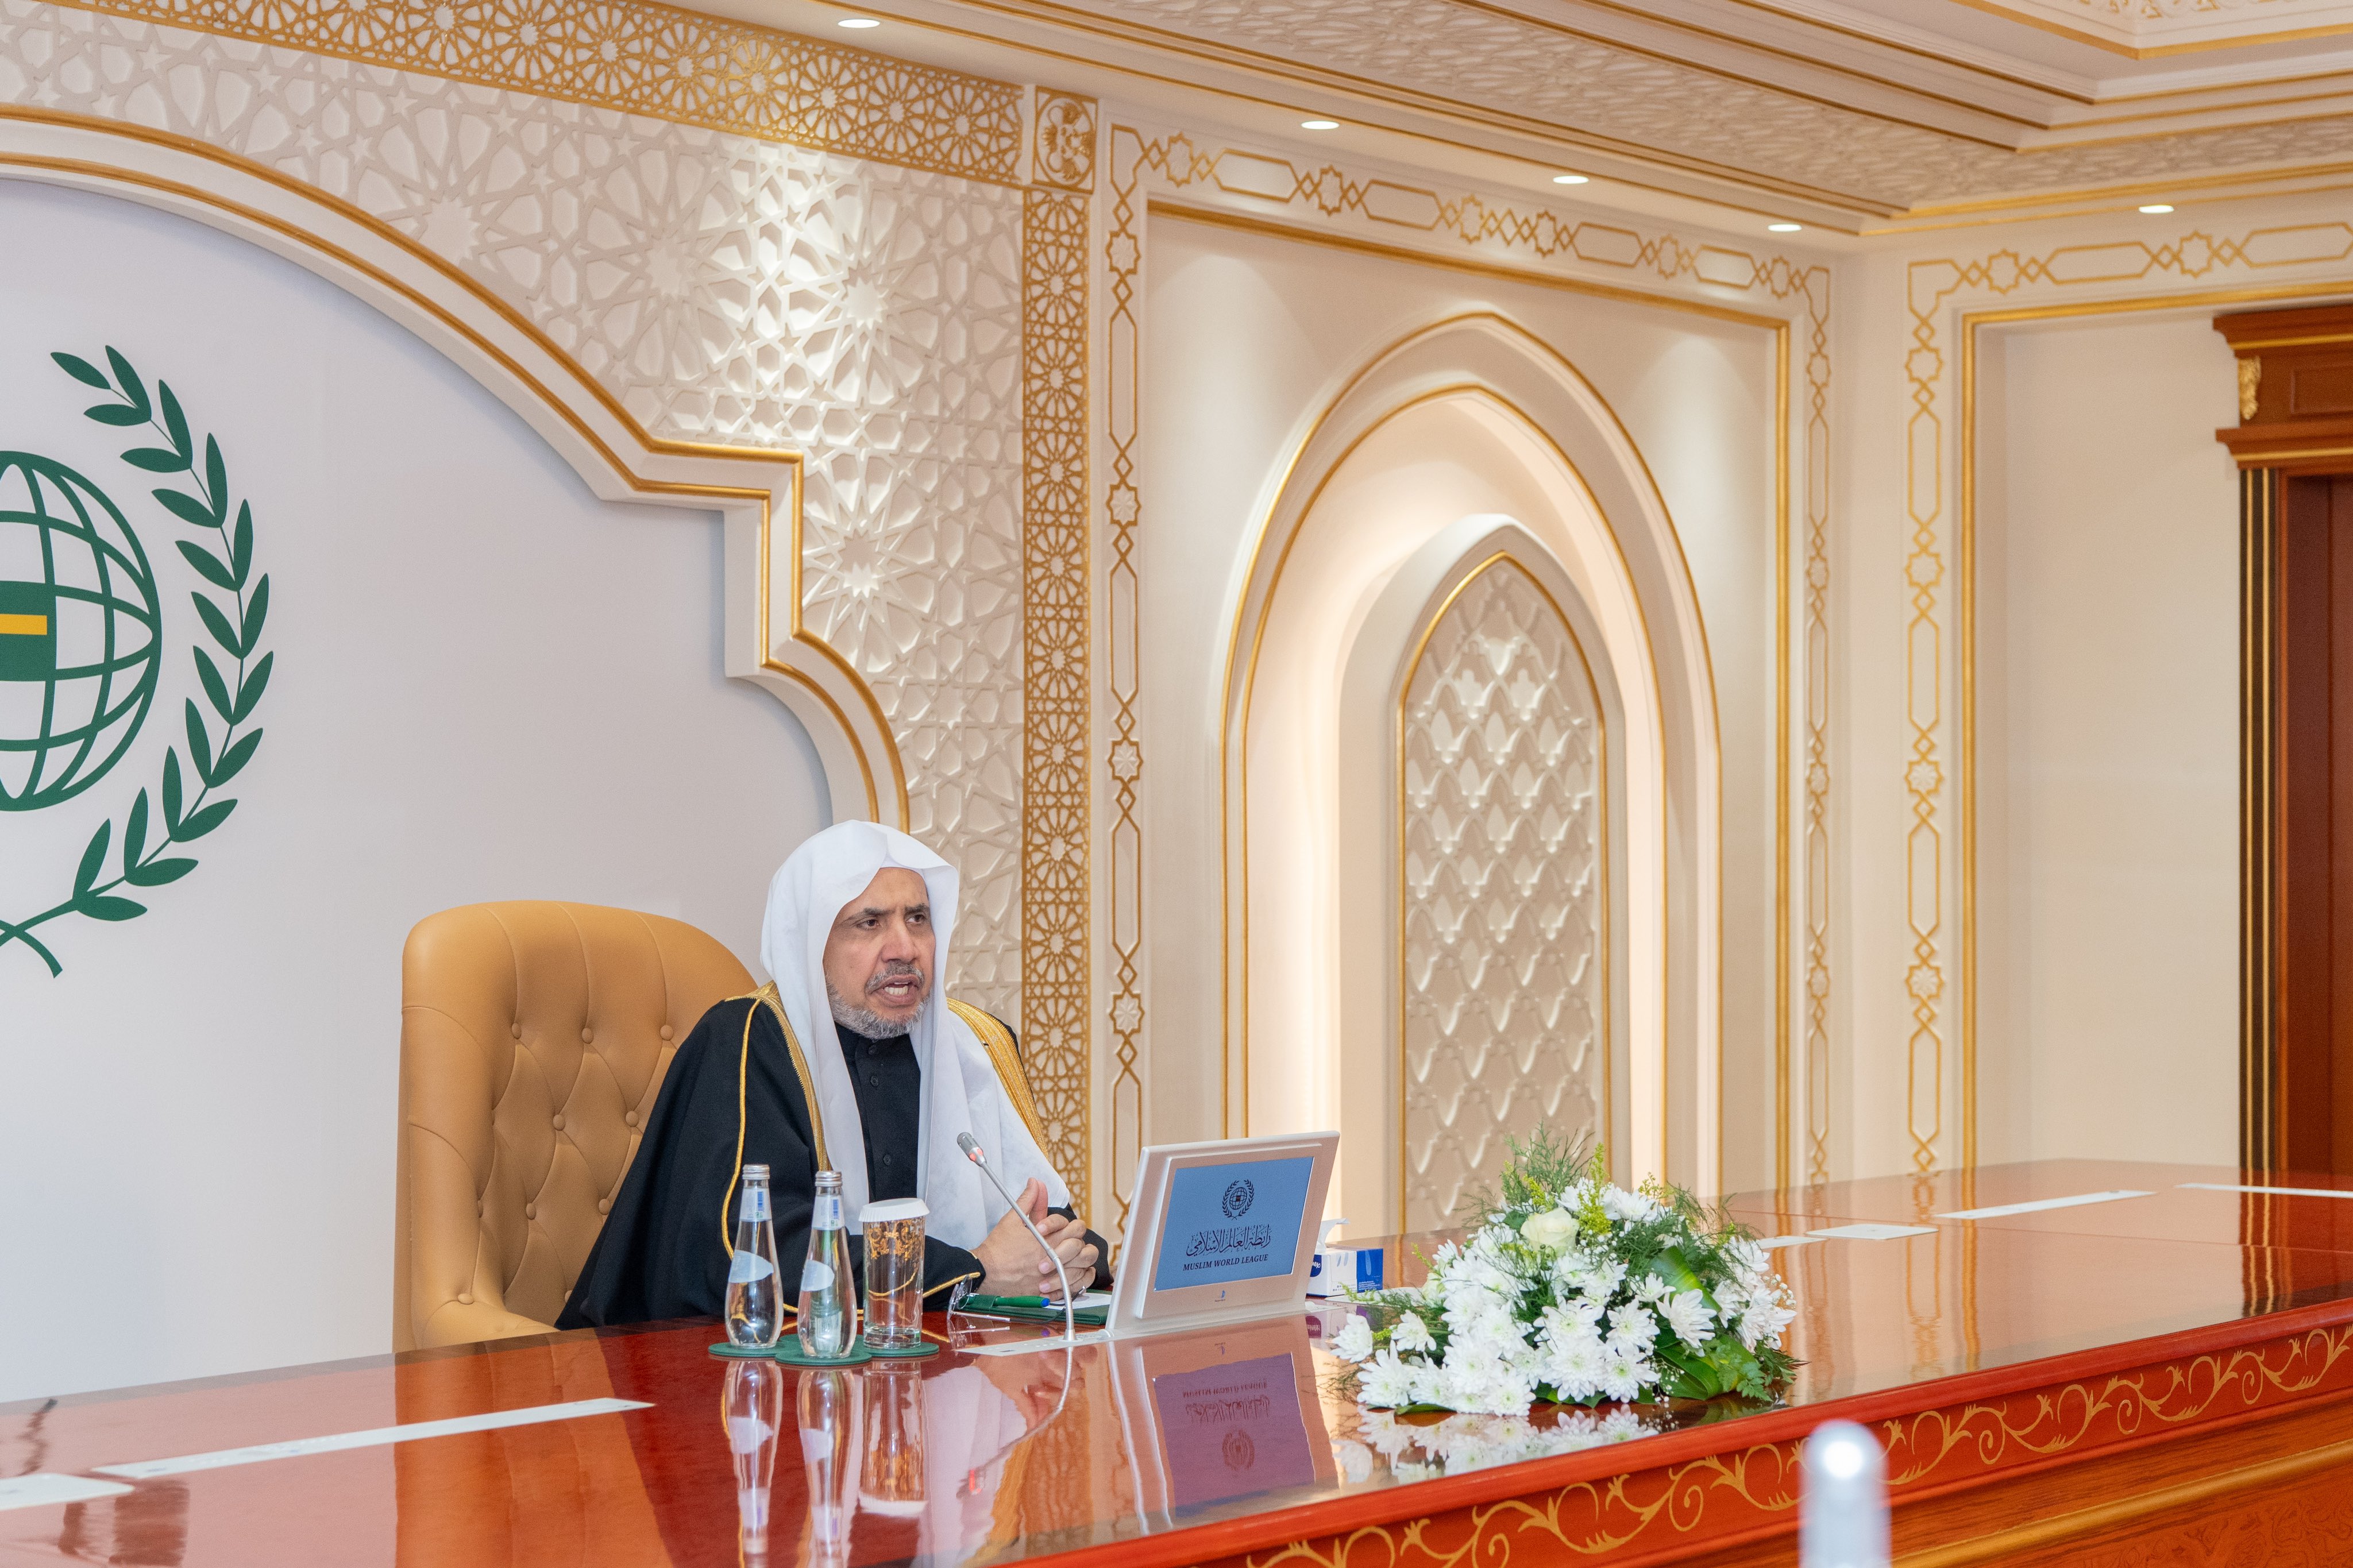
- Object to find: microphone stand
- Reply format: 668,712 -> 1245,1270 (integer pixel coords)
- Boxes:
955,1131 -> 1078,1347
956,1131 -> 1080,1437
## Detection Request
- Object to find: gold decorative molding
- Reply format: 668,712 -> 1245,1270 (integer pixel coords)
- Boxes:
1021,183 -> 1092,1194
44,0 -> 1026,185
1031,89 -> 1098,192
1908,221 -> 2353,1178
2241,353 -> 2266,420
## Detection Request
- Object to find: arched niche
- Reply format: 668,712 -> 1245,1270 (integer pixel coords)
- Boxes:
0,109 -> 902,825
1339,523 -> 1630,1233
1220,312 -> 1721,1214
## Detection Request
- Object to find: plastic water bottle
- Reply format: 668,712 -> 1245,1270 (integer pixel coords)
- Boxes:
799,1169 -> 853,1358
726,1164 -> 784,1348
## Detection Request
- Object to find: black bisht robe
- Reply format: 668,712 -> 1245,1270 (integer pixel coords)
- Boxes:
557,995 -> 1104,1330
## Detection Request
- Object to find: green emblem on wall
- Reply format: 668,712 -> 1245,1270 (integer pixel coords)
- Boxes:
1,349 -> 275,976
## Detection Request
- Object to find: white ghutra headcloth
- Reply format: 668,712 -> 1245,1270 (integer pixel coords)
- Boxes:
757,821 -> 1068,1249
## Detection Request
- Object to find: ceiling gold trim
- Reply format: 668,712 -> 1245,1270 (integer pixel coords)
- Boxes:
1938,0 -> 2353,60
43,0 -> 1026,186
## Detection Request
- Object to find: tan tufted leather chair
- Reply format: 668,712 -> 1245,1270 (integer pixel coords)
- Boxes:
395,902 -> 754,1350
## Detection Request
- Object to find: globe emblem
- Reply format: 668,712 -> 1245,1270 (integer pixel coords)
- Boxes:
0,453 -> 163,812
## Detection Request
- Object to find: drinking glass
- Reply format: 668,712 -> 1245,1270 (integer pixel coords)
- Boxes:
859,1197 -> 929,1352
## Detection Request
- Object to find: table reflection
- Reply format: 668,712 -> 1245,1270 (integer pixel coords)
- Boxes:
723,1361 -> 783,1561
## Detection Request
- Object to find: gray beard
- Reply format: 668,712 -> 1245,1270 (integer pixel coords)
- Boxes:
827,980 -> 913,1040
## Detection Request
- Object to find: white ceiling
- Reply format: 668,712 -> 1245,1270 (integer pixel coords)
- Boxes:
846,0 -> 2353,229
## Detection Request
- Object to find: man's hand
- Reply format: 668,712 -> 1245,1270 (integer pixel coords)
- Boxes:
971,1177 -> 1100,1299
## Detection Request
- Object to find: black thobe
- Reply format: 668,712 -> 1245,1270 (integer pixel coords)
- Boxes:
557,996 -> 1105,1330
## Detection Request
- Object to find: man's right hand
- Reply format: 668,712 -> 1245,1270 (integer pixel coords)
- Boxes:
971,1177 -> 1098,1299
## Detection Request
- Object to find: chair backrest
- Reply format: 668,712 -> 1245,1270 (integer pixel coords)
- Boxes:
395,902 -> 754,1350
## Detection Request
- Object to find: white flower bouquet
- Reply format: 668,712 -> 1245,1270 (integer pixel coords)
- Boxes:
1329,1132 -> 1797,1415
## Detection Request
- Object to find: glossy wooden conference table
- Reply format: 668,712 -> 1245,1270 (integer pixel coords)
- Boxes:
9,1159 -> 2353,1566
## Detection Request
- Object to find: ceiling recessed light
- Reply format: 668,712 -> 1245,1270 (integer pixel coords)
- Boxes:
1768,222 -> 1803,233
2139,203 -> 2175,214
1300,118 -> 1340,130
838,16 -> 881,27
1552,173 -> 1589,185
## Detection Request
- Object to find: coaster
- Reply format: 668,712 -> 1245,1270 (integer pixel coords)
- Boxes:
862,1339 -> 942,1360
707,1340 -> 874,1367
773,1341 -> 874,1368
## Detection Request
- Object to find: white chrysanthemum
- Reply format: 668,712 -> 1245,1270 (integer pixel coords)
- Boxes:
1607,1301 -> 1660,1349
1545,1323 -> 1607,1400
1631,1273 -> 1671,1307
1356,1349 -> 1421,1408
1336,1440 -> 1375,1483
1662,1288 -> 1716,1346
1391,1311 -> 1436,1354
1561,1251 -> 1627,1301
1602,1185 -> 1664,1224
1330,1314 -> 1376,1362
1727,1236 -> 1768,1275
1598,1339 -> 1652,1403
1738,1293 -> 1796,1350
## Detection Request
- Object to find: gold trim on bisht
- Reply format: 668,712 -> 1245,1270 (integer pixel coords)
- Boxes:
949,998 -> 1052,1165
717,983 -> 835,1262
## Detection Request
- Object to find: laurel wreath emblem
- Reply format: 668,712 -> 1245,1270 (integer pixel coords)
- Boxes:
0,348 -> 272,976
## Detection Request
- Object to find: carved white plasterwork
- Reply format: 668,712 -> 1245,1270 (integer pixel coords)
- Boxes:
0,0 -> 1026,1016
1072,0 -> 2353,208
1401,562 -> 1604,1232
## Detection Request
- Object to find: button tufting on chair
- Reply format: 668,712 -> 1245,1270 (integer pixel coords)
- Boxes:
395,901 -> 754,1351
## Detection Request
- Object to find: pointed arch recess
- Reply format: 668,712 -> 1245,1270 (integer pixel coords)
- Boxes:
1220,311 -> 1723,1193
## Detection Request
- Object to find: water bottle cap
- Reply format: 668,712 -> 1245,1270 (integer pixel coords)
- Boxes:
743,1164 -> 770,1181
813,1169 -> 843,1191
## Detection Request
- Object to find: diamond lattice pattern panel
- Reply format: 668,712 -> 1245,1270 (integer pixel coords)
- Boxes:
1402,562 -> 1603,1233
0,2 -> 1027,1018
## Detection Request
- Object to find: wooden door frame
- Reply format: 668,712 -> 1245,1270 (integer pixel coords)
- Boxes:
2217,304 -> 2353,1175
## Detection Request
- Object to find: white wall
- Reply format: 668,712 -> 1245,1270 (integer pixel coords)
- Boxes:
0,183 -> 828,1402
1973,312 -> 2240,1167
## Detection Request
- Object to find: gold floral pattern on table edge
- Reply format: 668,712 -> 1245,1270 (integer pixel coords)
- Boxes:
1236,1322 -> 2353,1566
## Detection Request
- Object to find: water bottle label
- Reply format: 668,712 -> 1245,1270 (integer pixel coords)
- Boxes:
728,1250 -> 776,1284
740,1186 -> 771,1222
813,1194 -> 843,1229
800,1260 -> 836,1293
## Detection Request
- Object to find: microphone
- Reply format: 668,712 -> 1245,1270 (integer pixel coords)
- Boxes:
955,1131 -> 1078,1347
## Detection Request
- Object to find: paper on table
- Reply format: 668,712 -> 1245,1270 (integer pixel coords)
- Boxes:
92,1397 -> 649,1480
1754,1235 -> 1825,1250
0,1473 -> 132,1512
1808,1223 -> 1935,1241
1935,1189 -> 2151,1222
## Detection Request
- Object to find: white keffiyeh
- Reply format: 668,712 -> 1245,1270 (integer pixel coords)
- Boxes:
758,821 -> 1067,1248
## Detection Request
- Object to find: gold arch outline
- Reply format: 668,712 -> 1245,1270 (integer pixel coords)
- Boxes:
1215,320 -> 1718,1189
0,103 -> 910,827
1394,547 -> 1614,1229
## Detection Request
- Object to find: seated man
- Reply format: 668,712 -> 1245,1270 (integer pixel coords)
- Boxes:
560,821 -> 1104,1329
